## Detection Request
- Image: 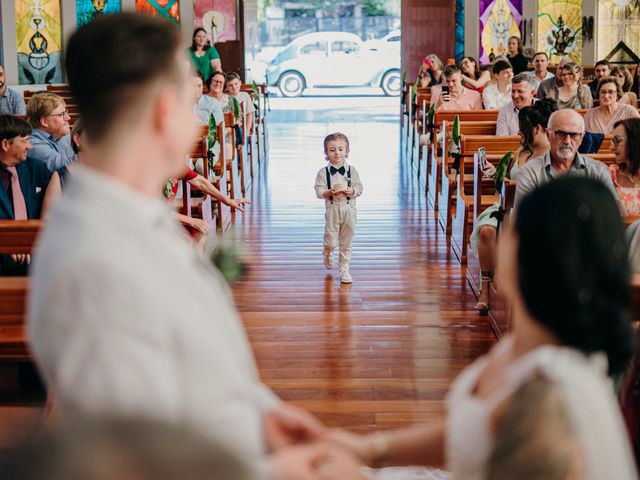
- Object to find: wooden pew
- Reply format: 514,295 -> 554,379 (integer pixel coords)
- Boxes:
241,85 -> 263,171
0,221 -> 40,362
451,136 -> 521,264
223,112 -> 242,204
184,126 -> 216,231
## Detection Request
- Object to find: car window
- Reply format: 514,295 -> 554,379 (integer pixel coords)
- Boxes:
300,41 -> 327,55
387,35 -> 400,43
331,41 -> 360,55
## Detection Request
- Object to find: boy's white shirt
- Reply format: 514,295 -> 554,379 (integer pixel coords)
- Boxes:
314,160 -> 364,207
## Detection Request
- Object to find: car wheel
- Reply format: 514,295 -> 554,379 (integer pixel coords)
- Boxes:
381,70 -> 401,96
278,72 -> 305,97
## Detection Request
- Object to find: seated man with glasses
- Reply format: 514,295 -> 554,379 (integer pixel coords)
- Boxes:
514,108 -> 617,211
26,92 -> 76,172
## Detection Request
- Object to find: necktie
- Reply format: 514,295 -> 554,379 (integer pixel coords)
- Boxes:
330,166 -> 346,176
7,166 -> 27,220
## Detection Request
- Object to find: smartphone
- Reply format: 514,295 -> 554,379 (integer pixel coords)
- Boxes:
441,85 -> 450,101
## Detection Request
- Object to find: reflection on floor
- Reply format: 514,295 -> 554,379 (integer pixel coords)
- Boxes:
233,96 -> 495,430
0,96 -> 495,446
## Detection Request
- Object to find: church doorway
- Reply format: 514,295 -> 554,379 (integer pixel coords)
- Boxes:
243,0 -> 401,98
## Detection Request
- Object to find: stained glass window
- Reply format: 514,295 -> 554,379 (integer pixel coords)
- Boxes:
76,0 -> 121,27
136,0 -> 179,24
15,0 -> 63,84
455,0 -> 464,62
537,0 -> 583,63
194,0 -> 237,42
479,0 -> 522,65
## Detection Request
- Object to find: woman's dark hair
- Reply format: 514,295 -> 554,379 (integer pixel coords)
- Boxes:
70,118 -> 84,155
613,117 -> 640,176
461,56 -> 480,79
190,27 -> 211,52
516,177 -> 635,376
518,98 -> 557,154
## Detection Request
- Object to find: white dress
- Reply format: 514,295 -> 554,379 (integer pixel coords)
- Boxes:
375,339 -> 637,480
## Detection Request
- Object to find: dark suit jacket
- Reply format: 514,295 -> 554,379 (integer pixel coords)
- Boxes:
0,158 -> 51,220
0,158 -> 51,275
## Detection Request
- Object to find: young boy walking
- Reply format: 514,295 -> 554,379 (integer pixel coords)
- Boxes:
314,133 -> 363,284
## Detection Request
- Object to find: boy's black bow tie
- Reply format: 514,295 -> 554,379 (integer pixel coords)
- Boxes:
330,166 -> 346,175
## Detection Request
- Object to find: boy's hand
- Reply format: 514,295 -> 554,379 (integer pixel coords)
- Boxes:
323,190 -> 338,198
343,188 -> 354,196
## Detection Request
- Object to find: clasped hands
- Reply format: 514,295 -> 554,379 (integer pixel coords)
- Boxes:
323,188 -> 355,198
265,402 -> 384,480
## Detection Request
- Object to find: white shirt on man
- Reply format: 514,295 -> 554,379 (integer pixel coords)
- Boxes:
28,166 -> 276,477
482,83 -> 512,110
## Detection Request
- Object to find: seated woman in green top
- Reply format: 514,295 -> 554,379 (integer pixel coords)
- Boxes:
188,28 -> 221,82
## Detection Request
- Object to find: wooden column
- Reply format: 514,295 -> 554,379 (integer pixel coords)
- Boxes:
401,0 -> 456,79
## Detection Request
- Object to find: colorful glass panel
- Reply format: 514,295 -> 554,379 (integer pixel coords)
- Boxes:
455,0 -> 464,62
479,0 -> 522,65
136,0 -> 179,24
537,0 -> 583,63
76,0 -> 121,27
194,0 -> 237,42
15,0 -> 63,84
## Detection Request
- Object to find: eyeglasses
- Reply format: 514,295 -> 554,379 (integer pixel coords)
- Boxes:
211,80 -> 224,86
559,72 -> 575,78
550,130 -> 583,141
599,89 -> 617,96
612,136 -> 626,146
49,110 -> 69,118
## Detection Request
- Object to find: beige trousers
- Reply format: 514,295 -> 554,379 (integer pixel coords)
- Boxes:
323,204 -> 357,272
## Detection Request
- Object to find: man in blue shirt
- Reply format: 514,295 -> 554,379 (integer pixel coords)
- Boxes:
26,92 -> 76,171
0,65 -> 27,115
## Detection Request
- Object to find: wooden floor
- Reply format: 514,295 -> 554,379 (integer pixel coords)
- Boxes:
0,96 -> 495,445
232,96 -> 495,431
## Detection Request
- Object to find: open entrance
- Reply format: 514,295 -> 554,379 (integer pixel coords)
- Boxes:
244,0 -> 401,97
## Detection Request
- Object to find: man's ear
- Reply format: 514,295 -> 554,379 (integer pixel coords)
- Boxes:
151,86 -> 174,136
39,116 -> 49,131
0,139 -> 9,153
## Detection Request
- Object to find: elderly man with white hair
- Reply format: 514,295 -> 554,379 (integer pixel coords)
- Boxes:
514,108 -> 617,210
496,73 -> 537,136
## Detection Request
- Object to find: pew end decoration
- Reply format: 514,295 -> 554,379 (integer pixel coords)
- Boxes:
494,151 -> 513,195
206,231 -> 247,284
207,112 -> 218,174
450,115 -> 461,173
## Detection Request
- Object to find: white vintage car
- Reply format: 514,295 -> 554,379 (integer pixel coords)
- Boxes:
265,31 -> 401,97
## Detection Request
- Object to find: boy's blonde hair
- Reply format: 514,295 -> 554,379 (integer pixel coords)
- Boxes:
487,374 -> 580,480
323,132 -> 350,152
26,92 -> 65,129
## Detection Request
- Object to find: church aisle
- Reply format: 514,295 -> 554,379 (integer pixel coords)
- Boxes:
232,96 -> 496,431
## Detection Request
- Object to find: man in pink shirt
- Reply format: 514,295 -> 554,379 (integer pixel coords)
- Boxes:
430,64 -> 483,111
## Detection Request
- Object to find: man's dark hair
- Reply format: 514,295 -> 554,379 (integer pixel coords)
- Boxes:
533,52 -> 548,60
443,64 -> 461,78
492,59 -> 513,75
0,114 -> 32,143
595,59 -> 610,68
65,13 -> 182,142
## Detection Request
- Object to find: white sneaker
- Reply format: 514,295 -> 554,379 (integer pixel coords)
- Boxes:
323,255 -> 334,269
340,270 -> 353,284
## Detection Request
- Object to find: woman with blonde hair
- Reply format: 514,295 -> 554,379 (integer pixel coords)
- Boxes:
545,62 -> 592,109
